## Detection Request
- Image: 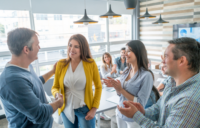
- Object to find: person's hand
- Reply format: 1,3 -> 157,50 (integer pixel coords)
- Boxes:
56,93 -> 63,108
108,77 -> 123,92
85,108 -> 97,120
120,71 -> 123,74
102,78 -> 113,87
55,93 -> 59,100
103,77 -> 123,92
125,101 -> 145,115
117,101 -> 139,118
51,62 -> 57,74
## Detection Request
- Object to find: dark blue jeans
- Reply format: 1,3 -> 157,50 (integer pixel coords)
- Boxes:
61,106 -> 96,128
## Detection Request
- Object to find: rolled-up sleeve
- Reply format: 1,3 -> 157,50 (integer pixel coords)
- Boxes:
39,76 -> 45,84
132,98 -> 200,128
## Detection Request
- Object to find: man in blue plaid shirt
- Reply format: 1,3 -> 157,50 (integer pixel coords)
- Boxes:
118,37 -> 200,127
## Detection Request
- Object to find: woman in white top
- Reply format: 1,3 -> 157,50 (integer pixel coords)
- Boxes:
100,52 -> 117,79
99,52 -> 117,120
52,34 -> 102,128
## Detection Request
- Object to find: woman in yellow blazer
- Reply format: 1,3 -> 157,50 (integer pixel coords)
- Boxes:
51,34 -> 102,128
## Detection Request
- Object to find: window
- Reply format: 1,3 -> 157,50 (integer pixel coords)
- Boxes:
39,65 -> 54,75
0,56 -> 11,70
54,15 -> 62,20
0,11 -> 132,78
36,14 -> 48,20
34,14 -> 107,49
0,10 -> 30,52
110,43 -> 126,52
94,56 -> 102,67
38,49 -> 67,63
90,45 -> 106,56
112,54 -> 120,62
109,15 -> 131,41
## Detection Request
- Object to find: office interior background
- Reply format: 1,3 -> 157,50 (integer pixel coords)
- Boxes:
0,0 -> 200,127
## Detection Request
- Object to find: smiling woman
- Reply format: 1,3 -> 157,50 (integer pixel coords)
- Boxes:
103,40 -> 154,128
51,34 -> 102,128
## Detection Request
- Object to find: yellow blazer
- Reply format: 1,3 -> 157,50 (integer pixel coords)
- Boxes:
51,58 -> 102,115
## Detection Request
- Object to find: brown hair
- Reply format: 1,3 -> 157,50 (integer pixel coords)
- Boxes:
101,52 -> 113,71
60,34 -> 93,67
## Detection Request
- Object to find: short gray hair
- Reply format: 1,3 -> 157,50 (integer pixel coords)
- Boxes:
7,28 -> 38,56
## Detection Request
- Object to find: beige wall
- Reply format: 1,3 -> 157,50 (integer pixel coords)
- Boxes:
139,0 -> 200,66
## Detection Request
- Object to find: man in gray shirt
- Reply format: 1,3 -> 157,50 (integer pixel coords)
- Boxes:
113,47 -> 127,75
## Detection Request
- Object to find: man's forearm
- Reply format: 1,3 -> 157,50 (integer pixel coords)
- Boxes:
50,100 -> 61,113
42,70 -> 54,83
157,83 -> 165,91
133,111 -> 162,127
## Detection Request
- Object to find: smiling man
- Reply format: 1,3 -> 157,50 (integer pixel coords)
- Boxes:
118,37 -> 200,127
113,47 -> 127,75
0,28 -> 63,128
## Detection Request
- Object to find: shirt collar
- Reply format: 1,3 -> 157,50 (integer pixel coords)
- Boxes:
6,62 -> 30,71
171,72 -> 200,91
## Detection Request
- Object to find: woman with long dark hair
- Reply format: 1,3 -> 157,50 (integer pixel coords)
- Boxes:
103,40 -> 154,128
51,34 -> 102,128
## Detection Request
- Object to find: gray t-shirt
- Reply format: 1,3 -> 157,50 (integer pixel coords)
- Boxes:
120,62 -> 125,72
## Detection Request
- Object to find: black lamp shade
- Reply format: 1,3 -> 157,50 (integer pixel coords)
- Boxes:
100,4 -> 121,18
124,0 -> 137,10
139,8 -> 156,19
152,14 -> 169,24
74,9 -> 98,24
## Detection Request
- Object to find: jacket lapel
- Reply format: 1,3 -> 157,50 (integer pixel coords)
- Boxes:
60,63 -> 69,91
82,61 -> 89,84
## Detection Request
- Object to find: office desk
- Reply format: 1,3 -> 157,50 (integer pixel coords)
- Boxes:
96,87 -> 118,128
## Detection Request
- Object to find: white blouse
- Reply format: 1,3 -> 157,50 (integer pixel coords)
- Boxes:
100,64 -> 117,79
63,61 -> 86,124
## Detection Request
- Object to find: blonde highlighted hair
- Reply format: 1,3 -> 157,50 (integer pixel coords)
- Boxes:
101,52 -> 113,71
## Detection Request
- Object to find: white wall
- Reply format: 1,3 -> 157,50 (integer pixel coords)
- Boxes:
0,0 -> 30,10
0,0 -> 133,15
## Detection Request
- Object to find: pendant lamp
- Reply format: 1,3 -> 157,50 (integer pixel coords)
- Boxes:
152,14 -> 169,24
124,0 -> 137,10
152,3 -> 169,24
139,8 -> 156,19
74,0 -> 98,25
100,0 -> 121,19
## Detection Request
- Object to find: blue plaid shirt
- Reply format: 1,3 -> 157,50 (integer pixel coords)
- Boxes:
162,76 -> 171,87
132,73 -> 200,127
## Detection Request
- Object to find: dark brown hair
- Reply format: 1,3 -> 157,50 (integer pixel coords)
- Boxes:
124,40 -> 154,80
